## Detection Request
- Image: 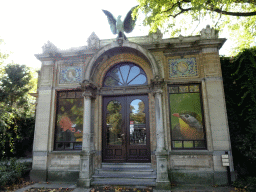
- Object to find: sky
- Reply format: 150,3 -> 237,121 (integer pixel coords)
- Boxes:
0,0 -> 230,70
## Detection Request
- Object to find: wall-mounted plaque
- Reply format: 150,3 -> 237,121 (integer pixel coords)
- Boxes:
169,57 -> 198,78
59,66 -> 83,84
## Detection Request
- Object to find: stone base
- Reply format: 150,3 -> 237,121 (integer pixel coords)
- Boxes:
214,171 -> 236,185
156,181 -> 171,190
77,152 -> 94,187
48,171 -> 79,182
156,151 -> 170,189
77,178 -> 91,188
169,170 -> 213,185
30,170 -> 80,183
169,170 -> 236,185
30,170 -> 47,182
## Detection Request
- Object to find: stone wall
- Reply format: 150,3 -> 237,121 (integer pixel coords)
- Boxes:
47,153 -> 80,182
169,154 -> 214,184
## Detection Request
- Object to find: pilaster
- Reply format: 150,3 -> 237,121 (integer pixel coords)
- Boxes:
151,77 -> 170,189
31,60 -> 55,182
77,80 -> 97,187
151,76 -> 165,152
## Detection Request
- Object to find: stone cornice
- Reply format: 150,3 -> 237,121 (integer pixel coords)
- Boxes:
163,38 -> 226,57
34,51 -> 94,62
35,35 -> 226,62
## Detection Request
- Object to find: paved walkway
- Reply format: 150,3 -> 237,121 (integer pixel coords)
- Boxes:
14,183 -> 87,192
14,183 -> 237,192
169,185 -> 236,192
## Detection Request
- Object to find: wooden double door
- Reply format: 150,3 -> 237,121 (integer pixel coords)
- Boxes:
102,95 -> 150,162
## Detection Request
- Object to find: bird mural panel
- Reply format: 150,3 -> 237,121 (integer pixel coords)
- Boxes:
172,112 -> 204,140
169,92 -> 205,141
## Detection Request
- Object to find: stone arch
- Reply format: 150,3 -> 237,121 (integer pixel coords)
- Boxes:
84,40 -> 160,82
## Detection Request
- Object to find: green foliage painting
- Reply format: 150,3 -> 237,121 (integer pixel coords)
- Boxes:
169,85 -> 205,148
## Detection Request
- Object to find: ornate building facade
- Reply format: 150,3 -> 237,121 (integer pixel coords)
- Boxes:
30,26 -> 235,188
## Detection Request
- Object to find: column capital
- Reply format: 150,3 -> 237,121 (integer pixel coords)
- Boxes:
150,76 -> 165,95
80,79 -> 97,99
152,89 -> 163,96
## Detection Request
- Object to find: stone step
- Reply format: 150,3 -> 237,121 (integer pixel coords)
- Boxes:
91,178 -> 156,186
101,163 -> 152,168
95,169 -> 154,175
92,163 -> 156,187
95,168 -> 154,174
92,173 -> 156,179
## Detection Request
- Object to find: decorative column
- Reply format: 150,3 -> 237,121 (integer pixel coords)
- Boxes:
154,90 -> 165,152
77,80 -> 97,187
151,77 -> 170,189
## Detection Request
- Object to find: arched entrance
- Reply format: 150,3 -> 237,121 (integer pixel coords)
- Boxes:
102,63 -> 151,162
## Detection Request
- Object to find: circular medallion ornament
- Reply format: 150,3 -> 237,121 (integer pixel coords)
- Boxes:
61,68 -> 79,83
66,69 -> 77,82
177,61 -> 188,73
60,66 -> 82,84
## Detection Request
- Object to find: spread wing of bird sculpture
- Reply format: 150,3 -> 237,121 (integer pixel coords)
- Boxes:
172,112 -> 204,140
102,6 -> 138,39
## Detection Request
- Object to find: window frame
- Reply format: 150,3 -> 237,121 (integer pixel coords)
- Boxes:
168,83 -> 207,150
103,62 -> 148,87
54,90 -> 84,151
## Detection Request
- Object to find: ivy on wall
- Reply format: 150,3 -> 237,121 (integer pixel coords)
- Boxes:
221,47 -> 256,176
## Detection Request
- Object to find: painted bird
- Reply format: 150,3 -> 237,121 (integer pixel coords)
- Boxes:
172,112 -> 204,140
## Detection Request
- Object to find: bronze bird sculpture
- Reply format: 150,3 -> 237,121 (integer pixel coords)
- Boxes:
102,6 -> 138,40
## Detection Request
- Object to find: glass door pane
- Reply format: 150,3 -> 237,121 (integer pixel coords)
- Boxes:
129,99 -> 146,145
106,100 -> 123,145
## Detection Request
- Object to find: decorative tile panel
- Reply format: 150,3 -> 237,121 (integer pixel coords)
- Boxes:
59,66 -> 83,84
169,57 -> 198,78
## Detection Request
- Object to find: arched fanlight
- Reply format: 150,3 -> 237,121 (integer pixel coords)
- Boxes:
103,63 -> 147,87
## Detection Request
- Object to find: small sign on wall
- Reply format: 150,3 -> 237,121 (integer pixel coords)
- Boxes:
222,154 -> 230,167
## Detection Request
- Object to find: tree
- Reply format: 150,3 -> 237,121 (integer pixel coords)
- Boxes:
135,0 -> 256,54
0,64 -> 31,107
0,64 -> 37,157
0,39 -> 9,77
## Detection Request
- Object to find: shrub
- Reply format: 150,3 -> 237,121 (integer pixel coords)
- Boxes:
0,158 -> 31,189
233,177 -> 256,192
